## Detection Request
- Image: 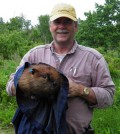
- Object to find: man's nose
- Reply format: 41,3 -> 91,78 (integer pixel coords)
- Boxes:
57,22 -> 66,28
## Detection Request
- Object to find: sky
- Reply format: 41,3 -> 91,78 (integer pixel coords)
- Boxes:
0,0 -> 105,25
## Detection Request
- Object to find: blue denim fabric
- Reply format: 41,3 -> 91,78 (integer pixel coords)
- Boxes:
12,62 -> 68,134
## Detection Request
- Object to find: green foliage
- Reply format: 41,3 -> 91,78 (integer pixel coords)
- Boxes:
0,29 -> 40,59
0,103 -> 16,127
92,107 -> 120,134
37,15 -> 52,43
6,16 -> 31,31
0,58 -> 18,127
104,50 -> 120,78
95,46 -> 120,78
92,76 -> 120,134
76,0 -> 120,50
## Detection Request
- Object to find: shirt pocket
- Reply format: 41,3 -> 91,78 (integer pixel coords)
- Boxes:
68,67 -> 92,86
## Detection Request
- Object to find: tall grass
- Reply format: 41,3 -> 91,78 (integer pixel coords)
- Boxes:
92,105 -> 120,134
0,54 -> 19,128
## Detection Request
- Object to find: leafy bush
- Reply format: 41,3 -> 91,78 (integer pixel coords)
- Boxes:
104,50 -> 120,78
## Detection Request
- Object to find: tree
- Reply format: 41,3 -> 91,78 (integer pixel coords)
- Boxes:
6,16 -> 31,31
37,15 -> 52,43
76,0 -> 120,49
0,17 -> 9,34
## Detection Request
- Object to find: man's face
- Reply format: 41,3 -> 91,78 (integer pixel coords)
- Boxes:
49,17 -> 78,44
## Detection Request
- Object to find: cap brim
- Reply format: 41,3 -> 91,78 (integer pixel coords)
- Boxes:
50,14 -> 77,21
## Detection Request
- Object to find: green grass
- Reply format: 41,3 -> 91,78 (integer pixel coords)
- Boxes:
92,78 -> 120,134
92,107 -> 120,134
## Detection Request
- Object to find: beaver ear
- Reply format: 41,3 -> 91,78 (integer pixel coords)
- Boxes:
24,62 -> 31,68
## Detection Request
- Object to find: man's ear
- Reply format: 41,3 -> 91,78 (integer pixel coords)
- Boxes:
74,22 -> 78,32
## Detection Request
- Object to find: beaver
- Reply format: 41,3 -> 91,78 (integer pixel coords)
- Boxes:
18,62 -> 63,100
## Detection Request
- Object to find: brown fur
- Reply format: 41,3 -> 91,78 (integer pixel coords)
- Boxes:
18,63 -> 63,99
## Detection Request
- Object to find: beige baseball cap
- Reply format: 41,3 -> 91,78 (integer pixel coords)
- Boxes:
50,3 -> 77,21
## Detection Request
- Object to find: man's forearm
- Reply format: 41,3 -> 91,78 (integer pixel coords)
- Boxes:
68,78 -> 97,105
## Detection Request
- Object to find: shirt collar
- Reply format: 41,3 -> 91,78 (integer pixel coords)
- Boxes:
50,40 -> 78,54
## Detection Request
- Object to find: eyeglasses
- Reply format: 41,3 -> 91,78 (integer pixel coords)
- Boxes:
52,19 -> 74,26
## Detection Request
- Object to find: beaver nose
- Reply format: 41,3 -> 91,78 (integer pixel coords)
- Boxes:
53,81 -> 58,87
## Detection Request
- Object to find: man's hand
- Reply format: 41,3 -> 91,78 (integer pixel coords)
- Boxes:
68,78 -> 84,97
68,78 -> 97,104
11,84 -> 16,96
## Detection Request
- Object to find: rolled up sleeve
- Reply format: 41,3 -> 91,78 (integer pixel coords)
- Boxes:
90,57 -> 115,108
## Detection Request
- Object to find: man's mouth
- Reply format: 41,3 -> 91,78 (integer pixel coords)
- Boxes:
56,29 -> 69,34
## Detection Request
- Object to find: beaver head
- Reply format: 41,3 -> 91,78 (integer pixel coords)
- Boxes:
18,62 -> 63,99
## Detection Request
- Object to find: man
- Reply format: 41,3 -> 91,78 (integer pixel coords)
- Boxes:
6,3 -> 115,134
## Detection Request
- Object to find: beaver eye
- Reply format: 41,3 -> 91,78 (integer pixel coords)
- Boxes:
29,68 -> 35,74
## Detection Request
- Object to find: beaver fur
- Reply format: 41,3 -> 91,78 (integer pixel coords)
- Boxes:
18,62 -> 63,99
